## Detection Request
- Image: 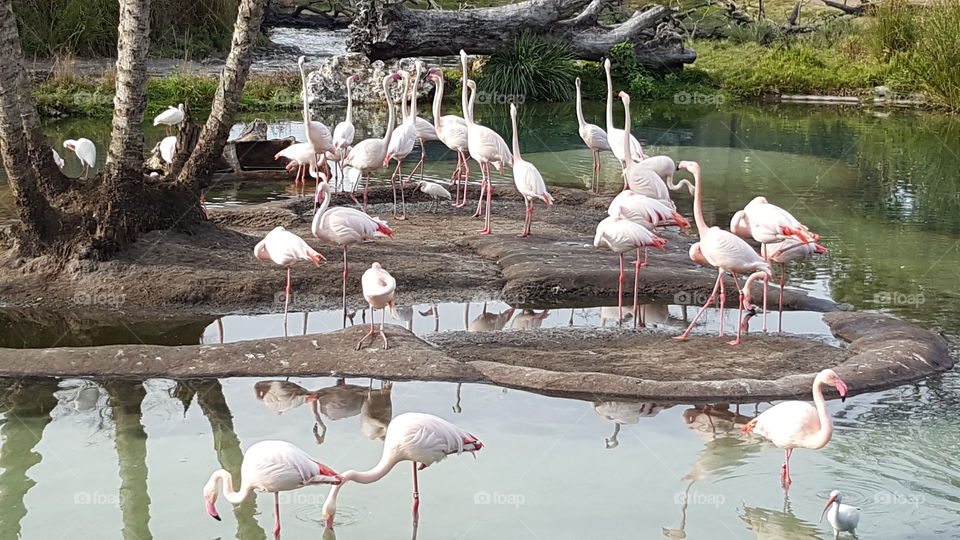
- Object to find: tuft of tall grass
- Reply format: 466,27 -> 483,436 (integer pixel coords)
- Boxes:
898,0 -> 960,110
868,0 -> 918,62
477,32 -> 578,102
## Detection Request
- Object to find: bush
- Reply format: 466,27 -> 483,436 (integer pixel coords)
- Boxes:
477,32 -> 577,102
868,0 -> 919,61
898,0 -> 960,110
725,21 -> 780,45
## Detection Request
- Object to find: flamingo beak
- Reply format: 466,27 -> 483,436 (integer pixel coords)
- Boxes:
206,501 -> 221,521
835,379 -> 848,402
820,495 -> 836,523
325,517 -> 335,529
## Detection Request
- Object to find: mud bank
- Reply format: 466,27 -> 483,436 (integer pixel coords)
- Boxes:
0,312 -> 949,402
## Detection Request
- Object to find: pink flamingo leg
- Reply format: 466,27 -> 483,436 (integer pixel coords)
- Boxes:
451,153 -> 462,204
633,247 -> 647,328
473,162 -> 489,218
341,247 -> 349,328
283,267 -> 292,336
617,253 -> 625,324
273,492 -> 281,537
728,275 -> 746,346
477,163 -> 493,234
676,269 -> 723,340
718,272 -> 726,337
412,462 -> 420,522
779,263 -> 786,332
356,308 -> 377,350
456,154 -> 471,207
781,448 -> 793,487
379,305 -> 389,349
517,199 -> 532,237
362,175 -> 370,212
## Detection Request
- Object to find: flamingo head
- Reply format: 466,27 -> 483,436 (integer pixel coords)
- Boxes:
619,90 -> 630,107
575,76 -> 581,88
677,160 -> 700,176
604,58 -> 611,71
383,152 -> 393,167
63,140 -> 76,152
202,476 -> 222,521
818,369 -> 848,401
253,238 -> 271,262
688,242 -> 708,266
814,243 -> 828,254
297,55 -> 306,68
820,490 -> 841,523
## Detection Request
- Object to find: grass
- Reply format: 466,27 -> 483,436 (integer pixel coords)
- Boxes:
476,32 -> 578,102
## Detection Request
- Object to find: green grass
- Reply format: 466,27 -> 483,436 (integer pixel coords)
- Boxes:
476,32 -> 578,102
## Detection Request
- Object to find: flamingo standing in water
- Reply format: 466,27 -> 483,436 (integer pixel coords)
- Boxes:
385,71 -> 417,220
594,214 -> 667,326
343,73 -> 402,210
254,227 -> 326,330
761,238 -> 828,331
321,412 -> 483,527
674,161 -> 772,345
63,138 -> 96,178
574,76 -> 610,193
275,142 -> 318,196
202,440 -> 342,537
427,68 -> 470,207
821,490 -> 860,539
460,50 -> 512,234
741,368 -> 848,486
603,59 -> 644,166
312,180 -> 393,323
356,262 -> 396,350
509,103 -> 553,237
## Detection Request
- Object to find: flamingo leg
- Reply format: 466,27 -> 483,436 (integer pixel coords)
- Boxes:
477,163 -> 493,234
729,273 -> 746,346
356,307 -> 377,350
283,267 -> 291,337
517,199 -> 532,237
473,161 -> 488,218
718,272 -> 726,337
617,253 -> 625,324
457,154 -> 471,208
390,161 -> 404,219
341,247 -> 349,328
362,174 -> 370,212
592,150 -> 600,193
778,263 -> 787,332
451,152 -> 462,204
675,269 -> 723,340
379,304 -> 388,349
412,462 -> 420,522
633,247 -> 647,328
273,492 -> 281,538
781,448 -> 793,487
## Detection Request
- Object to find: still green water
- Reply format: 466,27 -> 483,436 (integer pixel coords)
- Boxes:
0,101 -> 957,538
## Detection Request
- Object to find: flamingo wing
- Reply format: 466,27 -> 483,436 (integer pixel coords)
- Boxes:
332,121 -> 355,148
580,123 -> 611,151
751,401 -> 820,449
345,139 -> 385,172
414,116 -> 438,141
513,160 -> 550,203
625,165 -> 670,202
701,228 -> 770,274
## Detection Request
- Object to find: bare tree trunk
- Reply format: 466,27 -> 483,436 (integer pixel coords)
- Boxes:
105,0 -> 152,178
175,0 -> 269,185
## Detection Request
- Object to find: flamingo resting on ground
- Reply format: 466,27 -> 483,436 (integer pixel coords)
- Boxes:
821,489 -> 860,539
594,214 -> 667,326
203,440 -> 342,537
762,239 -> 828,331
509,103 -> 553,237
63,138 -> 96,178
741,368 -> 848,486
343,74 -> 401,210
356,262 -> 396,350
153,103 -> 184,135
254,227 -> 325,330
574,76 -> 610,193
321,412 -> 483,528
312,180 -> 393,324
427,68 -> 470,207
674,160 -> 772,345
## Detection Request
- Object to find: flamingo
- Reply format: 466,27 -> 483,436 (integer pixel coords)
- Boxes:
275,142 -> 318,197
312,180 -> 393,323
761,239 -> 828,331
415,180 -> 452,212
385,71 -> 417,220
297,56 -> 335,160
674,160 -> 772,345
460,50 -> 512,235
821,490 -> 860,539
574,76 -> 611,193
343,73 -> 402,210
158,135 -> 177,165
509,103 -> 553,237
254,226 -> 326,330
407,60 -> 440,184
594,213 -> 667,326
202,440 -> 342,537
741,368 -> 848,486
51,149 -> 65,170
153,103 -> 184,135
320,412 -> 483,527
608,190 -> 689,232
637,155 -> 695,194
63,138 -> 96,178
356,262 -> 396,350
427,68 -> 470,207
602,59 -> 644,165
332,75 -> 358,157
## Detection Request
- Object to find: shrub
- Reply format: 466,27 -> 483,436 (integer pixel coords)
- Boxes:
725,21 -> 780,45
899,0 -> 960,110
477,32 -> 578,102
868,0 -> 919,61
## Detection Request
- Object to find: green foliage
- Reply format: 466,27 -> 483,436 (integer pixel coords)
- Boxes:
868,0 -> 918,61
477,32 -> 578,102
608,41 -> 638,80
628,70 -> 656,99
725,21 -> 780,45
896,0 -> 960,110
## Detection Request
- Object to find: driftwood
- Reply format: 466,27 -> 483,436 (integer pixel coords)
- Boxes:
823,0 -> 870,16
348,0 -> 696,68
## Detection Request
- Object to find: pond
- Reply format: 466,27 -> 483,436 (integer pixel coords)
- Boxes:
0,100 -> 958,538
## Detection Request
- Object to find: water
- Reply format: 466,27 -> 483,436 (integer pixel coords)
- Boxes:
1,101 -> 959,538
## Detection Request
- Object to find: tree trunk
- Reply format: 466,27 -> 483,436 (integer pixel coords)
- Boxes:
105,0 -> 152,179
348,0 -> 696,69
175,0 -> 269,185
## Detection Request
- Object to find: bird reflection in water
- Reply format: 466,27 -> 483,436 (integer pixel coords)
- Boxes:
360,381 -> 393,441
389,304 -> 414,331
599,304 -> 671,328
254,380 -> 325,444
418,305 -> 440,332
509,309 -> 549,329
592,401 -> 671,449
466,302 -> 515,331
739,493 -> 823,540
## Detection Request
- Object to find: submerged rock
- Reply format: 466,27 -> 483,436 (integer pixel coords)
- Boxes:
305,53 -> 436,104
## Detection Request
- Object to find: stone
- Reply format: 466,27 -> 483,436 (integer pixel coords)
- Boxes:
305,52 -> 436,104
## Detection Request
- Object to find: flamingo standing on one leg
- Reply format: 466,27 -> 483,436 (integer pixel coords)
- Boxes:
821,490 -> 861,539
509,103 -> 553,237
384,71 -> 417,220
254,226 -> 326,332
460,50 -> 512,234
355,262 -> 396,350
673,161 -> 772,345
343,73 -> 402,211
427,68 -> 470,207
408,60 -> 440,184
741,368 -> 848,487
312,180 -> 393,325
761,238 -> 828,332
594,214 -> 667,326
602,59 -> 645,168
574,77 -> 610,193
320,412 -> 482,528
203,440 -> 342,538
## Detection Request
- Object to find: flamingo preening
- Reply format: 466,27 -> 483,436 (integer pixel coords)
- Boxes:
253,227 -> 325,331
356,262 -> 396,350
574,76 -> 611,193
203,440 -> 342,537
275,142 -> 318,196
63,138 -> 97,178
821,489 -> 860,539
509,103 -> 553,237
742,368 -> 848,487
427,68 -> 470,207
321,412 -> 482,528
762,238 -> 828,331
343,73 -> 402,210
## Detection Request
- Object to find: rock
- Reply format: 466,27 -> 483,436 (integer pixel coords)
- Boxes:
305,53 -> 436,104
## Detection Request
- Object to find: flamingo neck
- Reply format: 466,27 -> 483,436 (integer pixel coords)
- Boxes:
467,83 -> 477,126
460,54 -> 473,125
742,271 -> 768,308
510,108 -> 521,162
343,450 -> 401,484
431,76 -> 443,130
399,74 -> 410,122
345,78 -> 354,124
410,65 -> 421,122
691,165 -> 709,235
382,78 -> 395,144
312,184 -> 332,234
604,62 -> 614,133
575,82 -> 586,128
808,374 -> 834,449
621,97 -> 630,170
299,63 -> 312,128
211,469 -> 253,505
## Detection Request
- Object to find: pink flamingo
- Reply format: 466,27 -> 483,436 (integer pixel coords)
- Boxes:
203,440 -> 342,537
741,368 -> 848,486
762,238 -> 828,331
275,142 -> 318,197
603,59 -> 645,165
385,71 -> 417,220
356,262 -> 396,350
312,180 -> 393,323
254,227 -> 325,330
636,154 -> 695,195
408,60 -> 440,184
427,68 -> 470,207
594,213 -> 667,326
608,190 -> 689,232
509,103 -> 553,237
331,75 -> 358,189
320,412 -> 482,527
297,56 -> 335,159
343,73 -> 401,210
574,76 -> 611,193
674,161 -> 772,345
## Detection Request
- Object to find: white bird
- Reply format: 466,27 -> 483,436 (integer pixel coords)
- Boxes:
509,103 -> 553,237
343,73 -> 402,211
254,226 -> 325,329
820,489 -> 860,539
636,155 -> 694,194
158,135 -> 177,165
415,180 -> 452,212
275,142 -> 319,196
607,190 -> 689,232
427,67 -> 470,207
62,138 -> 96,178
574,76 -> 611,193
618,92 -> 684,216
408,60 -> 440,184
321,412 -> 482,528
603,59 -> 645,165
332,75 -> 358,155
385,71 -> 418,220
312,180 -> 393,321
461,50 -> 512,235
202,440 -> 342,537
297,56 -> 335,158
153,103 -> 184,135
51,149 -> 64,170
594,214 -> 667,326
356,262 -> 397,350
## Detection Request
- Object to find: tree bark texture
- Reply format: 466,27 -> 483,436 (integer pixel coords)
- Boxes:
105,0 -> 152,179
